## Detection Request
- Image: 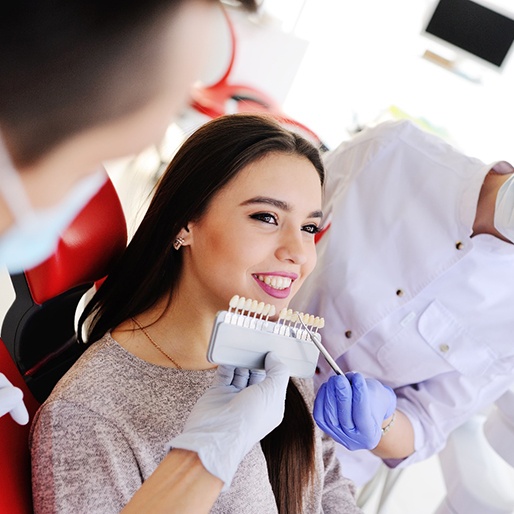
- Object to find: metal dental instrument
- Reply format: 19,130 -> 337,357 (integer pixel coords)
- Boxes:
295,312 -> 344,376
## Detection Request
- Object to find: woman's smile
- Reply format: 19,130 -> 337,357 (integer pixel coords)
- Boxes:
252,272 -> 297,299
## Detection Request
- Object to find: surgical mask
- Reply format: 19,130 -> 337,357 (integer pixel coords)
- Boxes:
0,136 -> 107,273
494,173 -> 514,243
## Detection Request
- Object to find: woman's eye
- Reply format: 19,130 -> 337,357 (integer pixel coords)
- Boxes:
250,212 -> 278,225
302,224 -> 321,235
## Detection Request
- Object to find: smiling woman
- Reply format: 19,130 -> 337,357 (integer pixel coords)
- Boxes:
183,151 -> 323,307
29,113 -> 361,513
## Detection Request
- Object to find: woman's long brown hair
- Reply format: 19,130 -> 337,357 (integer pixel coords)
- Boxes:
78,113 -> 323,512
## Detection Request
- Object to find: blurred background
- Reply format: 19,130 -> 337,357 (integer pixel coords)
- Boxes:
100,0 -> 514,234
2,1 -> 514,512
259,0 -> 514,162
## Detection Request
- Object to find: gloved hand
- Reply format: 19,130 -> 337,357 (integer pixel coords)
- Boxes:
168,352 -> 289,489
0,372 -> 29,425
313,372 -> 396,451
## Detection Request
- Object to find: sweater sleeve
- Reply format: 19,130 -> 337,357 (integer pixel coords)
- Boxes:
293,377 -> 362,513
30,400 -> 142,514
319,429 -> 362,513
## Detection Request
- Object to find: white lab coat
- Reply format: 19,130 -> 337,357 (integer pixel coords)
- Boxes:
291,120 -> 514,486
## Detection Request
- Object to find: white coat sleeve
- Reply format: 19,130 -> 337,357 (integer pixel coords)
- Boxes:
386,365 -> 514,468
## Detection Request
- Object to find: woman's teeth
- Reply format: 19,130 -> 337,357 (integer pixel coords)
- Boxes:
257,275 -> 292,290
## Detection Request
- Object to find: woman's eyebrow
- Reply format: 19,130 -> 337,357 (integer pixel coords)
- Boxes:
240,196 -> 323,219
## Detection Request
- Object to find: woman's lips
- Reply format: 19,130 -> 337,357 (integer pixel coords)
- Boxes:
252,273 -> 296,299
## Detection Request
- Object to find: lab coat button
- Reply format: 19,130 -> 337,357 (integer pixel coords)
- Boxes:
396,289 -> 404,297
439,343 -> 450,353
345,330 -> 352,339
455,241 -> 464,250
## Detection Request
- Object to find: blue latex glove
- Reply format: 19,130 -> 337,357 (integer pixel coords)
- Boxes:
0,372 -> 29,425
168,352 -> 289,490
313,372 -> 396,450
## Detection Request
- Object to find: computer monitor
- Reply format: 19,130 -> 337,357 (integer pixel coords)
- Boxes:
423,0 -> 514,70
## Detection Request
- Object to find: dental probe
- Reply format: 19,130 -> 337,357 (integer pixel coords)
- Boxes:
296,312 -> 344,376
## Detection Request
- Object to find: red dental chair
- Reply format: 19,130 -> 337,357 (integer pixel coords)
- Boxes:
0,172 -> 127,514
188,5 -> 328,152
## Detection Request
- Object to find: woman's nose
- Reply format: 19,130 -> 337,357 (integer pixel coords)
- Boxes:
275,229 -> 308,265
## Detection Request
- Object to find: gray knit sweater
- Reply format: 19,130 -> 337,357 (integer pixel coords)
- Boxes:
30,333 -> 361,513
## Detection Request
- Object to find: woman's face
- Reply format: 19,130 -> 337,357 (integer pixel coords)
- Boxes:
183,152 -> 323,316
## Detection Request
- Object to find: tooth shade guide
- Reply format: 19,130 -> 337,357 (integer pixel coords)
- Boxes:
274,308 -> 287,335
223,297 -> 323,341
244,297 -> 253,313
291,310 -> 319,341
209,299 -> 326,377
236,296 -> 246,311
225,295 -> 239,322
208,313 -> 321,378
229,295 -> 239,311
256,301 -> 265,317
224,295 -> 278,329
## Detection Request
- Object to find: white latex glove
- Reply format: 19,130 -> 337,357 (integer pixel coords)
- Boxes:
168,352 -> 289,490
0,373 -> 29,425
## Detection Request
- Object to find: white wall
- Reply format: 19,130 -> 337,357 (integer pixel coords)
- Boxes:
262,0 -> 514,164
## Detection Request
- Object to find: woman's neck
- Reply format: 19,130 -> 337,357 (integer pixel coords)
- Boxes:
113,292 -> 217,370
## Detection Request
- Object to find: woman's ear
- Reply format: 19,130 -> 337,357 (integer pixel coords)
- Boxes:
182,223 -> 195,245
172,226 -> 191,250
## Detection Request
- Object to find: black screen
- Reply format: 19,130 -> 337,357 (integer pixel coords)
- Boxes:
425,0 -> 514,67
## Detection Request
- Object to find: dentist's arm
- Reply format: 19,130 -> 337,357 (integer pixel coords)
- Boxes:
122,352 -> 289,514
314,372 -> 414,460
371,410 -> 414,461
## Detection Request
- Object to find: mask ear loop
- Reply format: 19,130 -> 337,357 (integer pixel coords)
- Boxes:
0,131 -> 34,222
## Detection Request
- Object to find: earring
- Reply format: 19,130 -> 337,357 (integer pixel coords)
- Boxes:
173,236 -> 185,250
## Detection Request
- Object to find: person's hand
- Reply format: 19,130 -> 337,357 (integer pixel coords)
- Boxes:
0,373 -> 29,425
313,372 -> 396,451
168,352 -> 289,489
